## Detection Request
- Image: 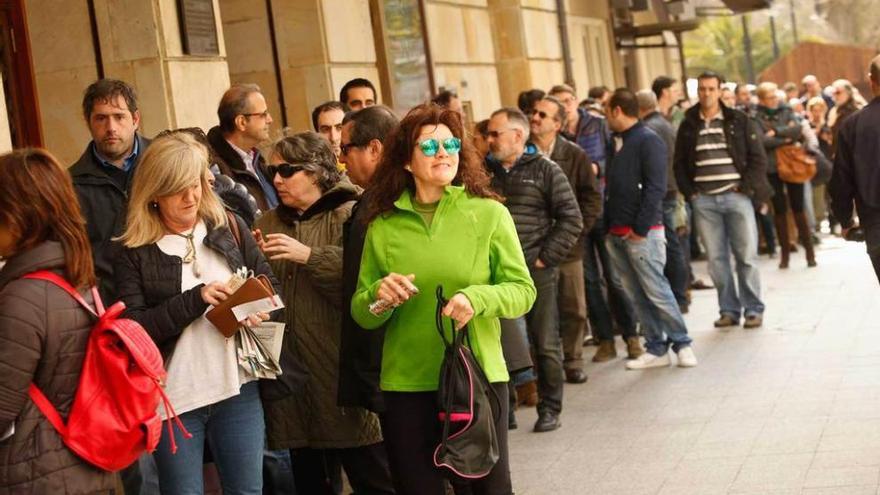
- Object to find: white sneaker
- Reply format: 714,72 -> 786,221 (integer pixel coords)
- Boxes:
676,346 -> 698,367
625,351 -> 671,370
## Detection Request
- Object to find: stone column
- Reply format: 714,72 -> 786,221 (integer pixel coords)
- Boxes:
92,0 -> 231,137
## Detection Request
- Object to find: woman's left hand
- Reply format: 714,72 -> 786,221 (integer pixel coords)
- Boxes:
262,233 -> 312,264
242,312 -> 270,328
442,294 -> 475,330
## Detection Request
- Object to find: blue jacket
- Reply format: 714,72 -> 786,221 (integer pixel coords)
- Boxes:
603,122 -> 667,237
566,108 -> 609,172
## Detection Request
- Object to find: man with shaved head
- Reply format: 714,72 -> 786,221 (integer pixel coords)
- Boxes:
830,55 -> 880,282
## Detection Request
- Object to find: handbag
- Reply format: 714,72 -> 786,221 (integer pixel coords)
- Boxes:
776,144 -> 817,184
433,286 -> 501,479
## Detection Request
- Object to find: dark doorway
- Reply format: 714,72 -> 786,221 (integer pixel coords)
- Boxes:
0,0 -> 41,148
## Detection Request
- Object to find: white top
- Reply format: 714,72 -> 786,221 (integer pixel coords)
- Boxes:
156,220 -> 254,418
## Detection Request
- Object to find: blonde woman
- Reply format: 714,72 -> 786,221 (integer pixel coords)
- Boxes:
114,133 -> 279,494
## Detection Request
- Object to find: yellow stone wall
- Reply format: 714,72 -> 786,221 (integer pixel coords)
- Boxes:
424,0 -> 500,121
25,0 -> 230,164
25,0 -> 99,164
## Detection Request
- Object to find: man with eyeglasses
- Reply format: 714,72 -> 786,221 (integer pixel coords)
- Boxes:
207,83 -> 278,212
528,96 -> 602,385
487,107 -> 582,433
337,105 -> 401,414
549,85 -> 639,359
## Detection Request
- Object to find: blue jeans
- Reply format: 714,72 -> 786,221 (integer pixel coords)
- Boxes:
583,220 -> 637,342
154,381 -> 265,495
605,230 -> 691,357
663,198 -> 689,306
693,192 -> 765,319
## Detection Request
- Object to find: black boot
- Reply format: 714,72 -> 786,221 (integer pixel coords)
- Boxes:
794,211 -> 817,267
774,214 -> 789,269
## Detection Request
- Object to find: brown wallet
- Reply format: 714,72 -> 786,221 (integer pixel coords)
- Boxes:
206,274 -> 277,338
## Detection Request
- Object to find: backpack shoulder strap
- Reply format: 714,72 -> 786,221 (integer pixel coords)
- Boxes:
27,383 -> 68,436
226,211 -> 242,250
21,271 -> 99,317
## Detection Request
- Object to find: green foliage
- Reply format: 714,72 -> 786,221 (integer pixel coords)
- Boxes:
683,15 -> 794,83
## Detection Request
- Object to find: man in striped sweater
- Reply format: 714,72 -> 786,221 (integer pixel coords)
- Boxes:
673,72 -> 772,329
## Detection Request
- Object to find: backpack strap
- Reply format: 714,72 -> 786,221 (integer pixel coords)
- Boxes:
226,210 -> 242,250
22,271 -> 104,438
21,271 -> 101,317
27,383 -> 67,436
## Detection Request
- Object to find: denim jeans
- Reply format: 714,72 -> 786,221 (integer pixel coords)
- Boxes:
526,267 -> 563,414
663,198 -> 689,307
154,381 -> 265,495
583,220 -> 637,342
693,192 -> 765,319
605,230 -> 691,357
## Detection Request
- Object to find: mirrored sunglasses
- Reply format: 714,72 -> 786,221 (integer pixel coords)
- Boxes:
418,137 -> 462,157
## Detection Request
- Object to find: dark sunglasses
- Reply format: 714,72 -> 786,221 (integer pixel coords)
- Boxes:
340,142 -> 364,155
267,163 -> 306,178
529,109 -> 551,120
418,137 -> 462,157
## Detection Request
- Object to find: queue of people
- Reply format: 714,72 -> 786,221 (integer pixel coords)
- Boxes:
0,53 -> 878,494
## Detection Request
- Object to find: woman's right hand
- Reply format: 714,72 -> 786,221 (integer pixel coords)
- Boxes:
376,273 -> 417,306
201,281 -> 233,306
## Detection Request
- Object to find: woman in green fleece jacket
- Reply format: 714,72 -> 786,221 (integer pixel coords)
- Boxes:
352,104 -> 536,495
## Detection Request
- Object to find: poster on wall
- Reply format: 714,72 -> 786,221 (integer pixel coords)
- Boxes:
379,0 -> 432,112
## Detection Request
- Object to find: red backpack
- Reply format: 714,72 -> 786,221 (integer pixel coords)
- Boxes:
22,271 -> 191,472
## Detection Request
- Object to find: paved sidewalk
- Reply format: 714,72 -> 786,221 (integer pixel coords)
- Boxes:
509,236 -> 880,495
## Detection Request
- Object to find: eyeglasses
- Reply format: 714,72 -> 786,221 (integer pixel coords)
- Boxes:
267,163 -> 306,178
242,109 -> 271,119
417,137 -> 461,157
529,109 -> 551,120
487,129 -> 513,139
340,142 -> 364,155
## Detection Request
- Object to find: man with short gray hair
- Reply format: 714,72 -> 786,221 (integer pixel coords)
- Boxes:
207,83 -> 278,212
487,107 -> 582,432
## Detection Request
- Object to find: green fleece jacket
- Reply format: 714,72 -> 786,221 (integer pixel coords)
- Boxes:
351,186 -> 536,392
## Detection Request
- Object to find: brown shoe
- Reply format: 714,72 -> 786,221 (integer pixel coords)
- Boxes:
626,337 -> 644,359
592,341 -> 617,362
515,381 -> 538,407
714,315 -> 739,328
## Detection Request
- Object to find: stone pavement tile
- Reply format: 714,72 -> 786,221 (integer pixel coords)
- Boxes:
803,466 -> 880,489
729,453 -> 814,492
661,457 -> 744,488
812,449 -> 880,468
800,486 -> 879,495
770,399 -> 834,419
751,418 -> 828,455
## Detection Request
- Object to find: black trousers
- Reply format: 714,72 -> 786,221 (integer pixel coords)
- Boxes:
290,442 -> 395,495
381,383 -> 511,495
769,173 -> 805,213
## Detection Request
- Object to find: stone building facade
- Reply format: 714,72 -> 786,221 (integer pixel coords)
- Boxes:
0,0 -> 683,164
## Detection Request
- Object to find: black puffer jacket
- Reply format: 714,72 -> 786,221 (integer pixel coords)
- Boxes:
0,241 -> 116,494
487,149 -> 583,268
674,104 -> 772,203
113,214 -> 280,359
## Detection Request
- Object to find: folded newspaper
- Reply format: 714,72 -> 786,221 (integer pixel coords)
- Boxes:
236,321 -> 285,379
